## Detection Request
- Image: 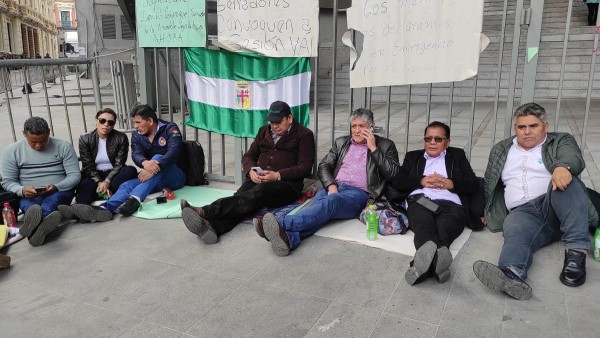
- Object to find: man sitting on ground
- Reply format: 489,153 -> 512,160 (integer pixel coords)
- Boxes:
180,101 -> 315,244
1,117 -> 80,246
473,102 -> 596,300
255,108 -> 400,256
70,104 -> 186,221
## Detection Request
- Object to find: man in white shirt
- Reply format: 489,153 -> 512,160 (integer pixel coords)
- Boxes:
474,102 -> 596,300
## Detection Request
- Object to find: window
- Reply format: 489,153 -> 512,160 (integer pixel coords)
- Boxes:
60,11 -> 71,28
121,16 -> 134,40
101,15 -> 116,39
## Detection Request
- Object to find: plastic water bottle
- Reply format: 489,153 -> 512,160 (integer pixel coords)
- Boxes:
594,227 -> 600,262
366,204 -> 378,241
2,202 -> 17,227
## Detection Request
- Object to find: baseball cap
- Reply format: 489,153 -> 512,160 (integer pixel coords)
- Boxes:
265,101 -> 291,122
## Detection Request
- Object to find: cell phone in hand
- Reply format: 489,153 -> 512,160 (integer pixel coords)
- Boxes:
251,166 -> 265,175
35,187 -> 46,193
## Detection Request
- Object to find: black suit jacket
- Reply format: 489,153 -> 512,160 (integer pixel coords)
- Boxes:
389,147 -> 484,230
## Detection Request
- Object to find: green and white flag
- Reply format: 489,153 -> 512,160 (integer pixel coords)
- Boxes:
183,48 -> 311,137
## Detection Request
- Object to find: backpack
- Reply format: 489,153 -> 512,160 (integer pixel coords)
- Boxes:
21,83 -> 32,94
178,140 -> 209,186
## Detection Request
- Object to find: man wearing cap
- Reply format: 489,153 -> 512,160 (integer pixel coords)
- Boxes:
180,101 -> 315,244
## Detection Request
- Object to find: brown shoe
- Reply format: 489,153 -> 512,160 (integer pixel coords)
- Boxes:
180,199 -> 205,217
253,218 -> 269,241
0,254 -> 10,268
182,208 -> 217,244
263,213 -> 290,256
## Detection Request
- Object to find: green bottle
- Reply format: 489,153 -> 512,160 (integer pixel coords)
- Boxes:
594,228 -> 600,262
366,204 -> 378,241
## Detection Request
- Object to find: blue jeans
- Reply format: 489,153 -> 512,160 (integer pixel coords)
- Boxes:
498,177 -> 591,280
102,154 -> 186,213
20,189 -> 75,217
282,182 -> 368,250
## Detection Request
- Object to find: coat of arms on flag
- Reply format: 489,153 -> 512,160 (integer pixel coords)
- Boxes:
235,82 -> 251,109
183,48 -> 311,137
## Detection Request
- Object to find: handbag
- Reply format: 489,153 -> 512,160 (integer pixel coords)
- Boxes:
359,201 -> 409,235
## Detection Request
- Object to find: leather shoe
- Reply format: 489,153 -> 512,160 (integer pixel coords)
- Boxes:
473,260 -> 532,300
116,197 -> 141,217
180,199 -> 205,217
181,207 -> 217,244
253,218 -> 269,241
263,213 -> 290,256
559,249 -> 586,287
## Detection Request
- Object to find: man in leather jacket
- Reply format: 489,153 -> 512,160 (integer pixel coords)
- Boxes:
256,108 -> 400,256
70,105 -> 186,221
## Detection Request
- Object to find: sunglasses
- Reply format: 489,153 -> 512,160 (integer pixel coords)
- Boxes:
423,136 -> 448,143
98,118 -> 116,126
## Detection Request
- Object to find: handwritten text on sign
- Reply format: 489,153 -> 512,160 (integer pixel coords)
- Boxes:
137,0 -> 206,48
344,0 -> 484,88
217,0 -> 319,57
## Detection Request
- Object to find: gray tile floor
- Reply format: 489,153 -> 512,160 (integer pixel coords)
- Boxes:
1,77 -> 600,337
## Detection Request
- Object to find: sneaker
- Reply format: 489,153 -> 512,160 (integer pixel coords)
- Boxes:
263,213 -> 290,257
473,260 -> 532,300
19,205 -> 43,237
116,197 -> 141,217
253,218 -> 269,241
181,208 -> 218,244
71,204 -> 113,222
57,205 -> 75,220
28,211 -> 62,247
433,246 -> 453,283
405,241 -> 437,285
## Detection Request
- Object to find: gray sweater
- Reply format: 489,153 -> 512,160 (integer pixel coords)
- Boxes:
2,138 -> 81,196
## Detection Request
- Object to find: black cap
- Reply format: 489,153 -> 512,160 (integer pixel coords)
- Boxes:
265,101 -> 291,122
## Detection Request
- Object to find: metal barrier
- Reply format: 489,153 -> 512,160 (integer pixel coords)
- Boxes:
0,58 -> 102,147
110,60 -> 138,129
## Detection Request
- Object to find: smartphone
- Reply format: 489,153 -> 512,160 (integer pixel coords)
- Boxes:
251,166 -> 265,175
416,196 -> 442,214
156,196 -> 167,204
35,187 -> 46,193
372,126 -> 384,134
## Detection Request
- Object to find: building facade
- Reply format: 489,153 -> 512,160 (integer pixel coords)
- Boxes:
0,0 -> 58,58
54,0 -> 77,56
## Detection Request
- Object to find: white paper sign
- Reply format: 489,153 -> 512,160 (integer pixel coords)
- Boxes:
344,0 -> 486,88
216,0 -> 319,57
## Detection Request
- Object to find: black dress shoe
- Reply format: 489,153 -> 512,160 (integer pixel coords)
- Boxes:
116,197 -> 141,217
559,249 -> 586,287
473,261 -> 532,300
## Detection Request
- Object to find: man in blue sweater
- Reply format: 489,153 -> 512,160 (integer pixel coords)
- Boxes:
70,104 -> 186,221
1,117 -> 80,246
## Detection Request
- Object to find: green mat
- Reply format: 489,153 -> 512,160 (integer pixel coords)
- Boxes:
133,186 -> 235,219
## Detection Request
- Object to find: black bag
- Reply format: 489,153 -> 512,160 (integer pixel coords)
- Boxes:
0,190 -> 19,225
178,140 -> 208,186
21,83 -> 32,94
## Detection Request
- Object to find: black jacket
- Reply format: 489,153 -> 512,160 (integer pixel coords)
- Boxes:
390,147 -> 483,230
79,129 -> 130,183
317,135 -> 400,200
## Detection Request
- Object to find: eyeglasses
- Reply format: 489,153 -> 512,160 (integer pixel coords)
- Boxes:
423,136 -> 448,143
98,118 -> 116,126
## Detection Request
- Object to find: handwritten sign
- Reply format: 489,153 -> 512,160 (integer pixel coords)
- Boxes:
344,0 -> 485,88
136,0 -> 206,48
216,0 -> 319,57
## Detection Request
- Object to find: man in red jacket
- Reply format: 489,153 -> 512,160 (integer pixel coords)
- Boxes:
181,101 -> 315,244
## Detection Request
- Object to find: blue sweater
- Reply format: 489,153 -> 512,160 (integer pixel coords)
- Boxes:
1,138 -> 81,196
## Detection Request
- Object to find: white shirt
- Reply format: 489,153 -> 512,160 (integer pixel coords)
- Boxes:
502,136 -> 551,210
95,138 -> 113,171
409,151 -> 462,205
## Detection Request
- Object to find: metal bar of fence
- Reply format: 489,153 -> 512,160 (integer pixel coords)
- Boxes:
426,83 -> 432,126
23,68 -> 32,117
40,65 -> 54,136
385,86 -> 391,139
57,65 -> 74,145
154,48 -> 160,111
404,85 -> 411,154
555,0 -> 574,130
166,47 -> 173,122
221,135 -> 226,176
0,58 -> 95,67
330,0 -> 338,146
582,26 -> 599,148
492,0 -> 509,146
75,64 -> 88,133
91,59 -> 102,111
313,55 -> 319,174
467,76 -> 478,161
3,68 -> 16,142
448,82 -> 454,130
505,0 -> 525,138
179,48 -> 187,140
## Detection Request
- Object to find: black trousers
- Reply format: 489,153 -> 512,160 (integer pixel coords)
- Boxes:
407,198 -> 466,250
203,180 -> 299,236
588,3 -> 599,25
75,166 -> 138,204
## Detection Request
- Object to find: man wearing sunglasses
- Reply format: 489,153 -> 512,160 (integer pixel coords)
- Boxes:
69,104 -> 186,221
473,103 -> 595,300
390,121 -> 478,285
1,117 -> 80,246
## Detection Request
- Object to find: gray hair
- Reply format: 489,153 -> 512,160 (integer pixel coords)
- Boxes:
23,116 -> 50,135
350,108 -> 374,125
513,102 -> 547,123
